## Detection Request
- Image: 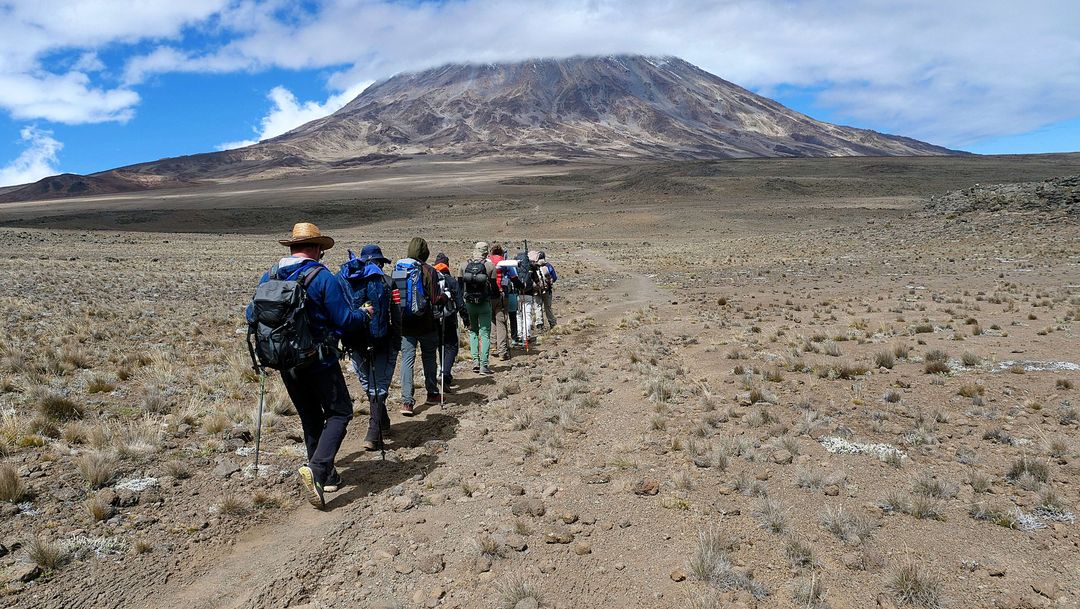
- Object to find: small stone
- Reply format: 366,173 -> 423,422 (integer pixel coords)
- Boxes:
670,568 -> 687,582
373,545 -> 400,560
560,512 -> 579,524
988,566 -> 1006,577
213,459 -> 240,479
633,478 -> 660,495
511,497 -> 546,517
614,561 -> 626,571
505,534 -> 528,552
823,485 -> 841,497
754,470 -> 771,481
1031,577 -> 1058,599
473,555 -> 493,574
771,450 -> 793,465
572,542 -> 592,555
508,484 -> 525,496
545,530 -> 574,544
841,552 -> 861,570
418,553 -> 444,574
618,518 -> 632,529
538,559 -> 556,574
393,561 -> 414,575
8,563 -> 42,583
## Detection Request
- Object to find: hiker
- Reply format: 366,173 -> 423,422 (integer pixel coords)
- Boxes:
338,244 -> 400,452
393,237 -> 446,415
486,243 -> 520,361
246,222 -> 370,509
459,242 -> 497,374
534,251 -> 558,329
433,253 -> 467,389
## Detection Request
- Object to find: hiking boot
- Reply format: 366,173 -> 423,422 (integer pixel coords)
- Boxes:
400,402 -> 415,417
444,374 -> 455,387
426,393 -> 442,404
479,365 -> 493,375
297,465 -> 325,509
472,363 -> 480,373
324,469 -> 342,493
362,439 -> 383,452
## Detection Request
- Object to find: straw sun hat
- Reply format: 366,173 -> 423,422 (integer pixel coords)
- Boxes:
278,222 -> 335,250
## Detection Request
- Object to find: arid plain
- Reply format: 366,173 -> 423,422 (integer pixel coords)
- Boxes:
1,153 -> 1078,609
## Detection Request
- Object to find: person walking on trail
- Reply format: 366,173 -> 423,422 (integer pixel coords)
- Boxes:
534,251 -> 558,330
338,244 -> 400,453
460,242 -> 497,375
433,252 -> 466,389
486,243 -> 520,361
393,237 -> 446,416
246,222 -> 370,509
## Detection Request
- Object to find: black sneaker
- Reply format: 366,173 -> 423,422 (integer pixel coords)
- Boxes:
297,466 -> 325,509
480,366 -> 494,375
324,468 -> 342,493
472,363 -> 480,373
426,393 -> 442,404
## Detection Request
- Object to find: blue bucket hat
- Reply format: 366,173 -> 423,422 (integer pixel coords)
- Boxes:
359,244 -> 390,264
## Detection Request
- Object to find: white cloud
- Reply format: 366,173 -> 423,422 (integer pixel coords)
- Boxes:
0,127 -> 63,187
125,0 -> 1080,147
217,81 -> 372,150
0,71 -> 139,124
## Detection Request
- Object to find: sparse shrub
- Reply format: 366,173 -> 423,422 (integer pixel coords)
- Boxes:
912,472 -> 957,499
86,375 -> 116,394
754,497 -> 789,535
687,526 -> 767,598
649,415 -> 667,431
61,420 -> 89,444
879,490 -> 910,515
821,505 -> 876,542
132,539 -> 153,554
85,495 -> 115,521
216,494 -> 250,516
1007,455 -> 1049,483
748,387 -> 765,404
163,460 -> 192,480
253,491 -> 284,510
1057,379 -> 1074,390
76,451 -> 117,489
202,412 -> 230,435
968,471 -> 992,493
25,536 -> 69,572
0,463 -> 28,502
884,389 -> 902,403
32,388 -> 84,421
961,352 -> 982,367
471,533 -> 505,558
889,560 -> 944,608
923,350 -> 950,374
957,383 -> 984,398
784,536 -> 815,569
792,575 -> 828,608
498,575 -> 544,609
893,344 -> 911,359
140,385 -> 171,414
874,351 -> 895,369
1046,436 -> 1070,459
909,495 -> 946,521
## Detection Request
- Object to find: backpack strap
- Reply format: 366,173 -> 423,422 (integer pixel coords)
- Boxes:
298,264 -> 324,286
269,263 -> 281,280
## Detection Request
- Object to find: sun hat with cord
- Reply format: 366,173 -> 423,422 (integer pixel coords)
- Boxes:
278,222 -> 335,250
472,241 -> 489,260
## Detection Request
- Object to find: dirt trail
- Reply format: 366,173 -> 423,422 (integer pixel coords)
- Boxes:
132,251 -> 666,609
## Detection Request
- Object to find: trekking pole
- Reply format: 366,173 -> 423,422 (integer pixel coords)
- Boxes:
254,368 -> 266,474
438,320 -> 445,410
368,346 -> 384,461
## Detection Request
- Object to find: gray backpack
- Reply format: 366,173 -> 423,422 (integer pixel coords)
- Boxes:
247,264 -> 324,370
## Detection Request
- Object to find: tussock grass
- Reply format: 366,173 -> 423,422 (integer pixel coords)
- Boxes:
889,560 -> 944,608
76,451 -> 117,489
25,535 -> 69,571
32,388 -> 84,421
0,463 -> 28,502
1007,455 -> 1049,483
498,575 -> 543,609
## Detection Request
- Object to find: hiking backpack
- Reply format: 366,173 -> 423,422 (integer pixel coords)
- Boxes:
462,260 -> 491,304
392,258 -> 430,318
435,272 -> 459,320
338,252 -> 393,347
247,263 -> 324,370
514,251 -> 536,295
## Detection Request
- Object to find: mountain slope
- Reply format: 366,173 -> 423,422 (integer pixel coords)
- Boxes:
0,55 -> 959,203
272,55 -> 954,160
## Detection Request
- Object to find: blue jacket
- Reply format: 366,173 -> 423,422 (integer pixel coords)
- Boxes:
246,256 -> 368,355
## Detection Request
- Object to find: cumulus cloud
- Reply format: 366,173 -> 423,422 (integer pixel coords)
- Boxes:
129,0 -> 1080,147
0,127 -> 63,187
217,81 -> 372,150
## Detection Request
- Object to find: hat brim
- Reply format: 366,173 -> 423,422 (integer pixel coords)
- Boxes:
360,255 -> 391,264
278,236 -> 335,250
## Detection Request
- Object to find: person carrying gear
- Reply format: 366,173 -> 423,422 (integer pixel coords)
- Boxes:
337,244 -> 400,453
433,252 -> 467,389
534,251 -> 558,330
246,222 -> 370,509
486,243 -> 521,361
393,237 -> 446,416
459,242 -> 497,375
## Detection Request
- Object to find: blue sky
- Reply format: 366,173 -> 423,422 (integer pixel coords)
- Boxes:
1,0 -> 1078,186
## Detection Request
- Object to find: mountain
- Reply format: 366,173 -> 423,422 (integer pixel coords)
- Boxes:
0,55 -> 958,203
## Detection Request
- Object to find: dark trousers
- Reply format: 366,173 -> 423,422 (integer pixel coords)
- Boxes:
441,319 -> 459,379
350,344 -> 397,442
281,357 -> 353,485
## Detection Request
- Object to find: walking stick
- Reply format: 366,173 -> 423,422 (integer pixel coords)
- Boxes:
438,320 -> 445,410
254,368 -> 266,474
368,345 -> 384,461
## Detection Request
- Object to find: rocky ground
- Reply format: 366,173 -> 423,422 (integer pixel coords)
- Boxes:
0,158 -> 1078,609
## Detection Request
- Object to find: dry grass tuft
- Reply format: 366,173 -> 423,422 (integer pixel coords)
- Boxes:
76,451 -> 118,489
25,535 -> 69,571
889,560 -> 944,608
0,463 -> 28,502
